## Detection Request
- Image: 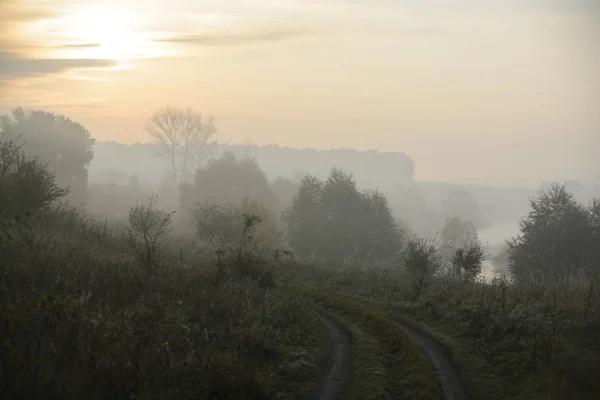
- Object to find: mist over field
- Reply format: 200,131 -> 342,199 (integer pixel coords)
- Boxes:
1,0 -> 598,399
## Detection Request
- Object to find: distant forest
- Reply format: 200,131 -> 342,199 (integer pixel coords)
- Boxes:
90,140 -> 416,190
89,140 -> 540,230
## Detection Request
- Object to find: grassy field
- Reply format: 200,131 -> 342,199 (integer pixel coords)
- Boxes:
0,208 -> 327,399
2,205 -> 599,399
285,261 -> 600,400
299,286 -> 440,400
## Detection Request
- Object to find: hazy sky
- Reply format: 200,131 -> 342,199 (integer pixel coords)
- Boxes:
1,0 -> 598,187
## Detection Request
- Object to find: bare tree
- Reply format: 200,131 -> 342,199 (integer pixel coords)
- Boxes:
145,106 -> 217,189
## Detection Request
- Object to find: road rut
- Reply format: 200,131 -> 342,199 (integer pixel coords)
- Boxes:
308,308 -> 351,400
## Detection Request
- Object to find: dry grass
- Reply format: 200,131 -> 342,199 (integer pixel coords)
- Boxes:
299,286 -> 440,400
0,207 -> 325,399
285,261 -> 600,400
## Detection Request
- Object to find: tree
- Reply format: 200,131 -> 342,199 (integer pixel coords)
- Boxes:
451,243 -> 485,281
282,174 -> 324,260
319,168 -> 365,261
359,189 -> 404,259
440,189 -> 487,229
403,236 -> 442,300
389,184 -> 438,237
187,152 -> 275,210
191,198 -> 280,252
191,202 -> 244,249
440,217 -> 478,259
270,177 -> 299,223
127,196 -> 174,268
145,106 -> 216,190
0,108 -> 95,204
283,168 -> 403,262
508,183 -> 593,283
0,139 -> 69,215
588,199 -> 600,275
240,198 -> 281,252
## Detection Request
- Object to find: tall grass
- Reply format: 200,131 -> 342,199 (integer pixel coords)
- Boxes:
0,206 -> 323,399
286,261 -> 600,399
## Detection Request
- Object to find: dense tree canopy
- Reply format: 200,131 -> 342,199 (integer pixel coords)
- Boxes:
284,168 -> 403,262
0,140 -> 68,215
508,183 -> 599,283
0,108 -> 95,204
184,152 -> 275,212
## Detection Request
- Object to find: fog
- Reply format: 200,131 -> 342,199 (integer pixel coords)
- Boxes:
1,0 -> 599,399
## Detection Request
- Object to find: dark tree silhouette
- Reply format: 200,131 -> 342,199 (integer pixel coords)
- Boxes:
0,108 -> 95,204
284,168 -> 403,262
508,183 -> 595,283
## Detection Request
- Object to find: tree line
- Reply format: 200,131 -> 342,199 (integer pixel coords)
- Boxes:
1,106 -> 598,287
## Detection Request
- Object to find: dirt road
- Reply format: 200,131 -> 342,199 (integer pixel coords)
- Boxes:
308,309 -> 351,400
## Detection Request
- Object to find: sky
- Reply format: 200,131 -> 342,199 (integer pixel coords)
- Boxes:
0,0 -> 598,187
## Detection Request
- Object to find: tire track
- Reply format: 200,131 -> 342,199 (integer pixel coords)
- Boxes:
308,308 -> 351,400
392,319 -> 467,400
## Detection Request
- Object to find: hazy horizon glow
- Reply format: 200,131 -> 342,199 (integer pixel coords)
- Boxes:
0,0 -> 598,187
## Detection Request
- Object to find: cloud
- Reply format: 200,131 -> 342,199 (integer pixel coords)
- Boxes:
56,43 -> 103,49
0,53 -> 116,80
156,28 -> 310,47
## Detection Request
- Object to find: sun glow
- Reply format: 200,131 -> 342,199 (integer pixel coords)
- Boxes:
41,5 -> 164,61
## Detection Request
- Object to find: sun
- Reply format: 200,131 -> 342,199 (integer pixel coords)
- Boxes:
45,5 -> 162,61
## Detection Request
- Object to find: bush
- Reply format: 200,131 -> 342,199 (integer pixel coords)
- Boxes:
402,236 -> 442,300
451,243 -> 485,281
0,139 -> 68,215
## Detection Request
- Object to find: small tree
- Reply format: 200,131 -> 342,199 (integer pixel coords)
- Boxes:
191,202 -> 245,249
0,139 -> 68,215
127,196 -> 174,268
403,236 -> 442,300
451,243 -> 485,281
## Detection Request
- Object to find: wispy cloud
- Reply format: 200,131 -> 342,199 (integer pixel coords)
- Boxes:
156,28 -> 309,47
56,43 -> 103,49
0,52 -> 116,80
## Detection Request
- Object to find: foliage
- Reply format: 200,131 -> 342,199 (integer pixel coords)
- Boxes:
388,184 -> 439,237
440,217 -> 478,255
0,107 -> 95,204
284,168 -> 403,262
402,236 -> 442,300
240,198 -> 281,252
451,243 -> 485,281
270,176 -> 299,224
440,217 -> 484,279
0,139 -> 69,214
508,183 -> 597,283
191,202 -> 243,249
185,152 -> 275,213
290,258 -> 600,400
283,174 -> 324,260
440,189 -> 488,229
191,198 -> 280,253
126,196 -> 174,268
